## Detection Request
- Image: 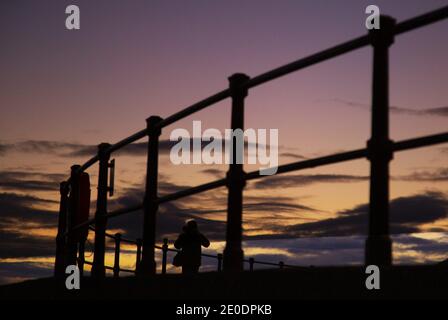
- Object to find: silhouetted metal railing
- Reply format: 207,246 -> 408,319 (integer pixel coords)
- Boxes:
77,232 -> 303,277
55,6 -> 448,279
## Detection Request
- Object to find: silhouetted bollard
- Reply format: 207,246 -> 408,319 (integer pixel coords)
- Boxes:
249,258 -> 255,272
66,165 -> 81,267
78,239 -> 86,276
217,254 -> 223,272
55,181 -> 69,277
279,261 -> 284,269
139,116 -> 163,276
113,233 -> 121,278
161,238 -> 168,275
223,73 -> 250,272
365,15 -> 396,267
135,238 -> 142,273
92,143 -> 111,279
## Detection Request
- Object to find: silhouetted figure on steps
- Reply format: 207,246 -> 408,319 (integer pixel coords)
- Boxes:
174,220 -> 210,274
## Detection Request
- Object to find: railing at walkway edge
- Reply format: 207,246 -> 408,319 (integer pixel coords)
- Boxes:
54,7 -> 448,279
76,228 -> 300,277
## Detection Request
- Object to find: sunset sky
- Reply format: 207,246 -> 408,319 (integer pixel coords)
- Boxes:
1,0 -> 447,284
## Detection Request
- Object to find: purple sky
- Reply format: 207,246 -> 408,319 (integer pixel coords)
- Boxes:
0,1 -> 447,284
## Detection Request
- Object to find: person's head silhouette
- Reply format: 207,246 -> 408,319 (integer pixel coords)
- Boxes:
186,219 -> 198,232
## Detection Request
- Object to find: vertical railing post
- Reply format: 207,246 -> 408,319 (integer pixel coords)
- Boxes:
91,143 -> 111,279
135,238 -> 142,273
217,253 -> 223,272
113,233 -> 121,278
223,73 -> 250,272
138,116 -> 163,276
162,238 -> 168,275
78,240 -> 85,276
54,181 -> 69,277
279,261 -> 284,269
365,15 -> 396,267
249,258 -> 254,272
66,165 -> 81,267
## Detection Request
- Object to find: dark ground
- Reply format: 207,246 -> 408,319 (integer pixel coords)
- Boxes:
1,265 -> 447,300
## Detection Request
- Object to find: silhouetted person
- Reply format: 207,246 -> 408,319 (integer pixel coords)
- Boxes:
174,220 -> 210,274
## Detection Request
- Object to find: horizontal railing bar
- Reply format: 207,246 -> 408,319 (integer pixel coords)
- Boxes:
244,259 -> 278,266
245,132 -> 448,181
393,132 -> 448,152
201,253 -> 219,258
245,6 -> 448,90
103,230 -> 136,244
67,205 -> 143,236
156,89 -> 231,129
67,156 -> 99,183
104,232 -> 115,239
157,244 -> 218,259
78,155 -> 99,173
394,5 -> 448,35
107,129 -> 148,154
244,259 -> 305,269
157,178 -> 227,204
64,217 -> 96,236
67,132 -> 448,236
84,241 -> 303,270
120,237 -> 137,244
119,268 -> 136,273
69,130 -> 147,180
82,260 -> 135,273
245,35 -> 370,89
246,148 -> 368,181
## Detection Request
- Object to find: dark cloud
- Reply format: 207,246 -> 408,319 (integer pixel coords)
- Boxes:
0,171 -> 65,191
396,168 -> 448,182
0,136 -> 269,160
0,144 -> 7,156
0,262 -> 53,285
201,168 -> 226,178
248,168 -> 448,190
334,99 -> 448,117
264,192 -> 448,239
0,140 -> 82,155
252,173 -> 368,189
0,192 -> 57,259
0,140 -> 142,158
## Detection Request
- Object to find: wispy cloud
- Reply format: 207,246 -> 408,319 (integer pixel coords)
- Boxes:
396,168 -> 448,182
0,171 -> 65,192
0,138 -> 269,158
252,173 -> 368,189
280,152 -> 307,160
334,99 -> 448,117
